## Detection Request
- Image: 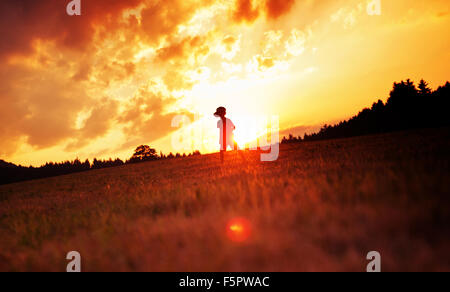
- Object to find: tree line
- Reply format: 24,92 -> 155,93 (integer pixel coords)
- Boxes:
282,79 -> 450,143
2,78 -> 448,185
0,148 -> 201,185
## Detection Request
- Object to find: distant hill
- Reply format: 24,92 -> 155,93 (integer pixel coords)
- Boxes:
0,149 -> 201,186
0,160 -> 19,169
279,125 -> 322,140
0,159 -> 93,186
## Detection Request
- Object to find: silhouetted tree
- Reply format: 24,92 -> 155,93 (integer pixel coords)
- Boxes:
129,145 -> 158,163
418,79 -> 432,96
282,134 -> 302,144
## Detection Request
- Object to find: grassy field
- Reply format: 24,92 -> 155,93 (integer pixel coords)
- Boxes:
0,128 -> 449,272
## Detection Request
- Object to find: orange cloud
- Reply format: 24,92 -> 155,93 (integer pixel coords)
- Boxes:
117,85 -> 194,143
140,0 -> 214,43
256,55 -> 275,69
265,0 -> 296,20
0,0 -> 143,60
65,99 -> 119,151
232,0 -> 296,23
222,35 -> 239,51
156,36 -> 209,62
233,0 -> 260,23
0,0 -> 216,160
0,59 -> 92,153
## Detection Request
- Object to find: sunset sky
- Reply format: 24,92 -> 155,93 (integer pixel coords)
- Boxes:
0,0 -> 449,166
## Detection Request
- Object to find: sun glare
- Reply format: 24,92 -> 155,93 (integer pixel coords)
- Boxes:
234,122 -> 263,148
226,218 -> 252,243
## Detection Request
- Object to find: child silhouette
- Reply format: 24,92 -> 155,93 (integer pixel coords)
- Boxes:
214,107 -> 238,163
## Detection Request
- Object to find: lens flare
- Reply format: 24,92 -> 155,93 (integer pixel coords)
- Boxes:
226,218 -> 252,243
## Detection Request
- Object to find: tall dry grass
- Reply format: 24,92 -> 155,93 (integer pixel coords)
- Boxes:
0,128 -> 449,271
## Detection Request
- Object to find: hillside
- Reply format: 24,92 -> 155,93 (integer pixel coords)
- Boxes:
0,160 -> 18,169
283,79 -> 450,143
0,128 -> 449,271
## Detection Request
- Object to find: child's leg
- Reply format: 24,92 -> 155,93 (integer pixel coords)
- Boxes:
220,150 -> 225,163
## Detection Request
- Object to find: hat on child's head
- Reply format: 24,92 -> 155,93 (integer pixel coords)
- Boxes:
214,107 -> 226,117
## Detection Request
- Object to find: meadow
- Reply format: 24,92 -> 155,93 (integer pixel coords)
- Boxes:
0,128 -> 449,272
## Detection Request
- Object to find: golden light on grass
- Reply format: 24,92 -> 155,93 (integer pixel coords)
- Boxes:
0,130 -> 448,271
226,218 -> 252,243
